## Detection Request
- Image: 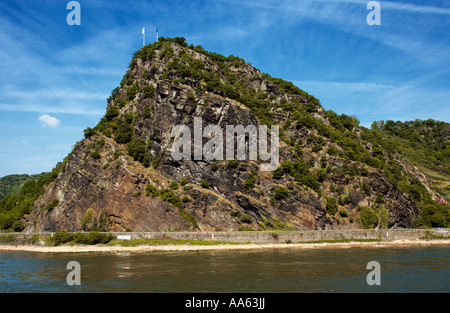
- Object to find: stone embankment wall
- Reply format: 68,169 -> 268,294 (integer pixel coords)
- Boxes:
0,229 -> 449,246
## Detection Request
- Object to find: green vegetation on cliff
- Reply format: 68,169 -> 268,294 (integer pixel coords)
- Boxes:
2,37 -> 449,232
0,163 -> 64,232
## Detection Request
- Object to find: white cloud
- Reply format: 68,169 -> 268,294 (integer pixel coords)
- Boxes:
38,114 -> 60,128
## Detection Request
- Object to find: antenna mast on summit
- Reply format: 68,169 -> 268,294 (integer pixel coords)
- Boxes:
142,27 -> 145,46
156,24 -> 159,42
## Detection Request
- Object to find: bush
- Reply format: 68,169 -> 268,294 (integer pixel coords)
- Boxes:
114,120 -> 133,144
45,199 -> 59,212
201,179 -> 209,189
359,206 -> 378,229
179,177 -> 188,186
159,188 -> 182,209
74,231 -> 114,245
81,208 -> 94,231
143,85 -> 155,99
227,159 -> 238,168
375,193 -> 384,203
152,157 -> 161,169
126,83 -> 139,101
169,181 -> 179,190
91,148 -> 101,160
239,214 -> 252,224
244,172 -> 258,191
48,231 -> 74,246
186,92 -> 196,102
419,204 -> 450,228
127,139 -> 150,167
272,167 -> 284,179
145,184 -> 158,197
326,198 -> 338,215
83,127 -> 95,138
274,187 -> 289,200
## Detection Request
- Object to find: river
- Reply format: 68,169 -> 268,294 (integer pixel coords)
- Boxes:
0,246 -> 448,293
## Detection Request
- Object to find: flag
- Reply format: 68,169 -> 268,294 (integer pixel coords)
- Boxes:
142,27 -> 145,35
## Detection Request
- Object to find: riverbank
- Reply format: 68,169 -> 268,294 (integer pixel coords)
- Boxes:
1,238 -> 449,253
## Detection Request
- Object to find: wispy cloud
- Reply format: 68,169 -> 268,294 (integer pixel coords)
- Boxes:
5,88 -> 109,101
0,103 -> 105,116
379,1 -> 450,15
294,80 -> 394,93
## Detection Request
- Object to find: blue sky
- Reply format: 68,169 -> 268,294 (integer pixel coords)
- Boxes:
0,0 -> 449,176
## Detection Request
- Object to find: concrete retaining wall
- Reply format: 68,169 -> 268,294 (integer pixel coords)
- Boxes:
1,229 -> 449,246
119,229 -> 450,244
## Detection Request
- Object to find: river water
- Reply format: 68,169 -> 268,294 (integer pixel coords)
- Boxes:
0,246 -> 448,293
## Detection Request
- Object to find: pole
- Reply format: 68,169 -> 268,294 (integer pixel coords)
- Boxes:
142,27 -> 145,46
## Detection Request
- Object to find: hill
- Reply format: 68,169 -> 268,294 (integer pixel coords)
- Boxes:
0,174 -> 46,200
371,119 -> 449,200
1,37 -> 448,232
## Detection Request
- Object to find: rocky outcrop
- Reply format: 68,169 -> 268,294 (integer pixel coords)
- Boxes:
25,38 -> 428,232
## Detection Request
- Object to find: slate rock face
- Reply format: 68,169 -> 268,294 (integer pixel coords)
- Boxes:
25,38 -> 427,232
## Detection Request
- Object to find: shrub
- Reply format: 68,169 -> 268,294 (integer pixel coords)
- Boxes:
326,198 -> 338,215
91,148 -> 101,160
127,139 -> 150,167
227,159 -> 238,168
143,105 -> 151,118
83,127 -> 95,138
244,172 -> 258,191
272,167 -> 284,179
126,83 -> 140,101
145,184 -> 159,197
143,85 -> 155,99
169,181 -> 179,190
81,208 -> 94,231
114,120 -> 133,144
74,231 -> 114,245
159,188 -> 182,208
375,193 -> 384,203
361,181 -> 371,196
239,214 -> 252,224
45,199 -> 59,212
152,157 -> 161,169
48,231 -> 74,246
419,204 -> 450,228
274,187 -> 289,200
201,179 -> 209,189
186,92 -> 196,102
359,206 -> 378,229
11,220 -> 24,232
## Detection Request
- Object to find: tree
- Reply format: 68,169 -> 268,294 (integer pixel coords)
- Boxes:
359,206 -> 378,229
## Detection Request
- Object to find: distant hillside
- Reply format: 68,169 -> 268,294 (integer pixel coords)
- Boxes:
371,119 -> 449,200
0,174 -> 46,200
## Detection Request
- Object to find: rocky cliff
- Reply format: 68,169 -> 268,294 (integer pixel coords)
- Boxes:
25,37 -> 437,232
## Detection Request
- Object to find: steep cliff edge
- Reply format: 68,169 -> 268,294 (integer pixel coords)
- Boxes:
23,37 -> 445,232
